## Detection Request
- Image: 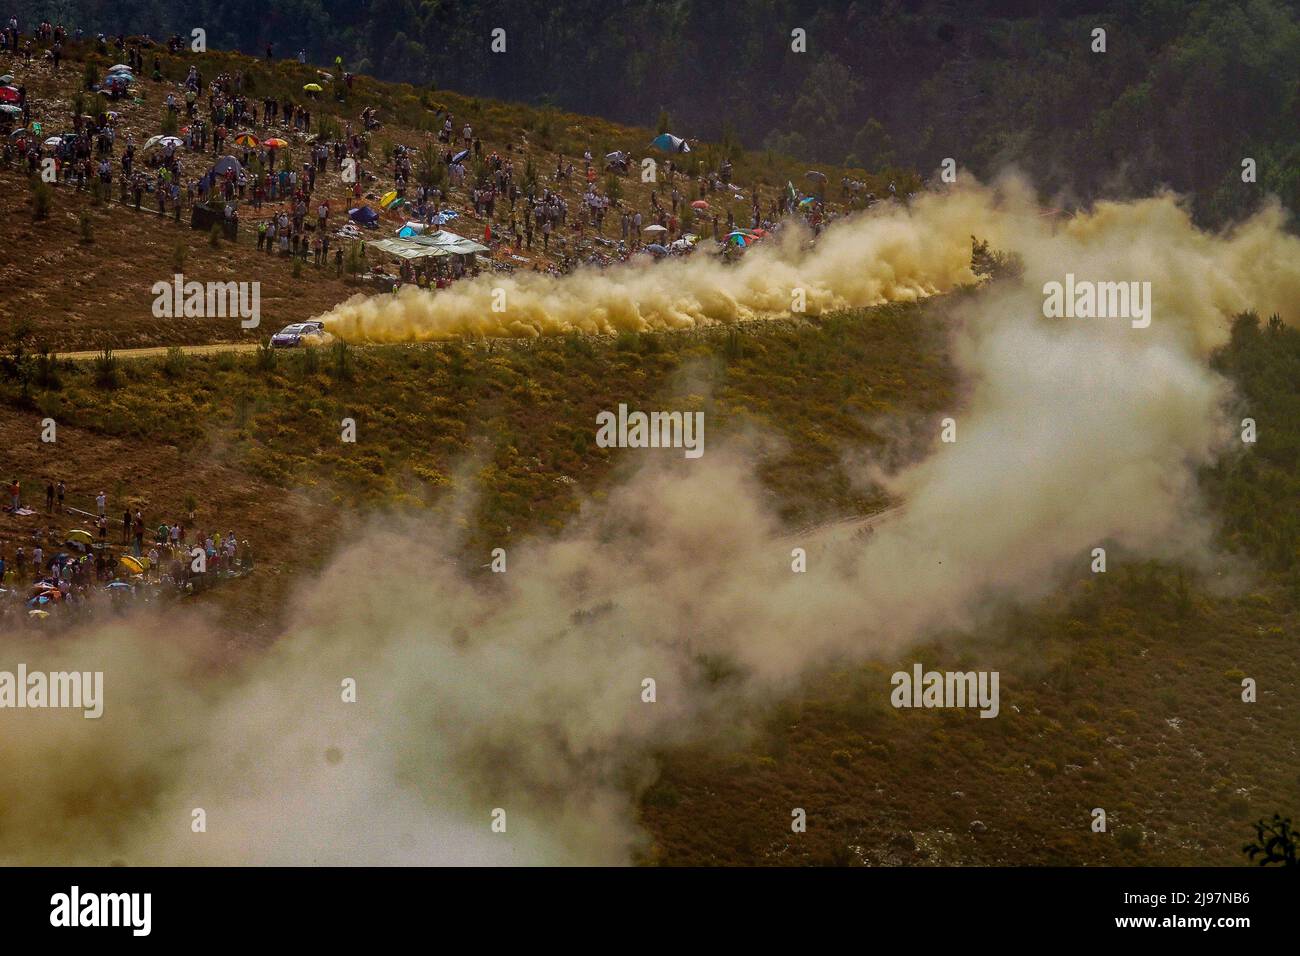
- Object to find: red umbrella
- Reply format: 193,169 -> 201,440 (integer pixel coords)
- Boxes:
0,87 -> 20,104
691,199 -> 709,210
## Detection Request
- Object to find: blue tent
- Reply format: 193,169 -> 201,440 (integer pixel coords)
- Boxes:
348,205 -> 380,227
649,133 -> 690,153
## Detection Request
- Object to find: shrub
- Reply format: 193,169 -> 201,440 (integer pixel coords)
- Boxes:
1243,814 -> 1297,867
1032,757 -> 1058,776
330,340 -> 352,380
163,347 -> 187,379
209,224 -> 222,247
34,349 -> 62,391
93,348 -> 120,389
300,344 -> 320,375
1116,828 -> 1144,851
256,341 -> 277,373
79,211 -> 94,243
641,781 -> 681,809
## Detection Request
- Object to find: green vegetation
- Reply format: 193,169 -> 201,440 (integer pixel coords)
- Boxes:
0,300 -> 952,555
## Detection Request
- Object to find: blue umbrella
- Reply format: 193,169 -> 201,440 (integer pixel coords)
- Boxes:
452,148 -> 470,163
646,243 -> 669,254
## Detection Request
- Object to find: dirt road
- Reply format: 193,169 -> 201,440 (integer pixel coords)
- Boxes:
56,342 -> 264,361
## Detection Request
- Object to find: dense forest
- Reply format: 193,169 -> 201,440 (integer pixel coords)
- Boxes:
20,0 -> 1300,224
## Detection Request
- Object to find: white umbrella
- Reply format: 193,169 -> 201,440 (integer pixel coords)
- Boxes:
43,136 -> 63,147
108,64 -> 133,74
142,134 -> 164,150
643,224 -> 668,233
159,136 -> 184,148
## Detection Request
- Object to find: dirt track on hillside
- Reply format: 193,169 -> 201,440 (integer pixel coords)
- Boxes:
55,341 -> 263,360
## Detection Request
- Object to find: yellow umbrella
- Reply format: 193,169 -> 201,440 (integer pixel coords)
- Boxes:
119,555 -> 145,574
233,132 -> 258,147
67,529 -> 93,544
303,83 -> 323,93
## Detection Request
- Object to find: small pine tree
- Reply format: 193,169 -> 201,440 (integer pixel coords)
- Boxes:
523,155 -> 538,196
604,172 -> 622,205
93,348 -> 119,389
331,340 -> 351,380
31,177 -> 53,220
346,241 -> 365,275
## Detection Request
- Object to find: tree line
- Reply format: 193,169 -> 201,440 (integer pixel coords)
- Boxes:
31,0 -> 1300,224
